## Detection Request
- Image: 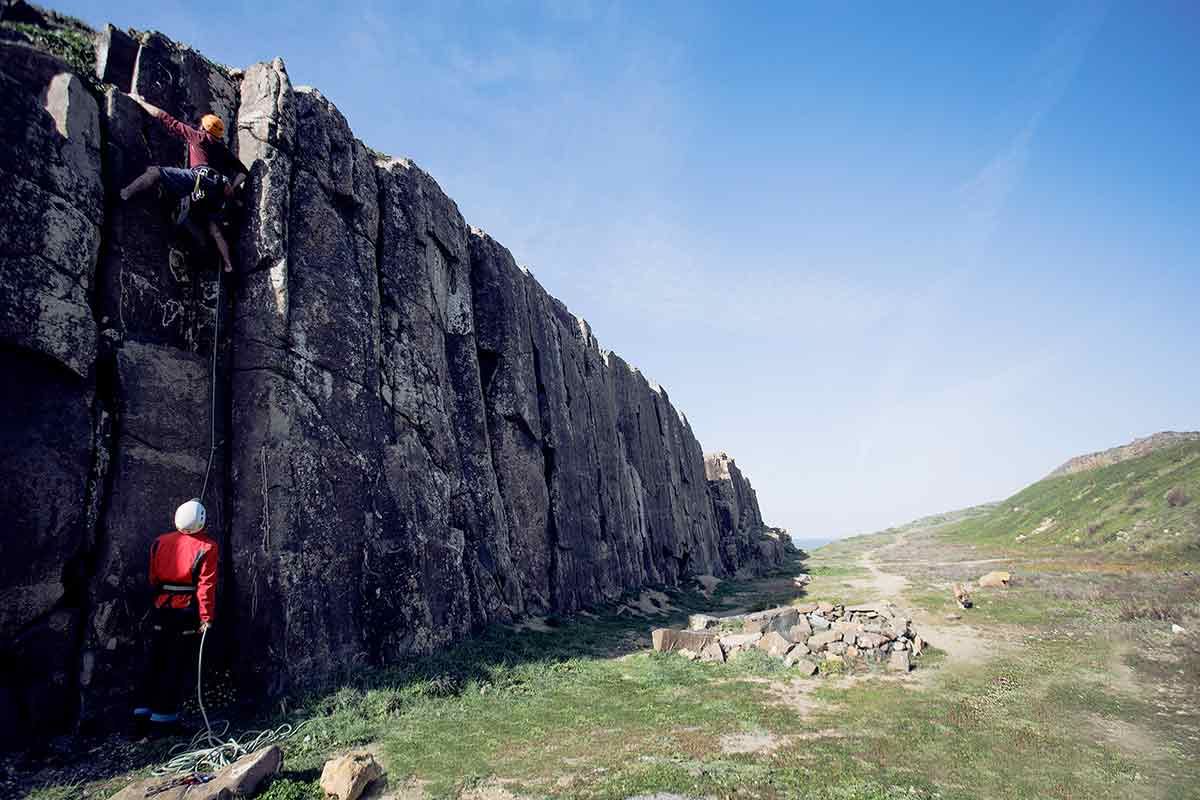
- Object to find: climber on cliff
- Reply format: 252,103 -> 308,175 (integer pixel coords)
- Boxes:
133,499 -> 219,735
118,94 -> 248,274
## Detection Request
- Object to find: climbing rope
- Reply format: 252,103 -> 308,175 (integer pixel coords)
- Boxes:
198,267 -> 221,503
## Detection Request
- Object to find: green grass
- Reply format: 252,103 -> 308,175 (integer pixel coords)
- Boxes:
25,785 -> 83,800
255,778 -> 324,800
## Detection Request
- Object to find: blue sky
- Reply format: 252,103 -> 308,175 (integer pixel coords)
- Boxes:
64,1 -> 1199,538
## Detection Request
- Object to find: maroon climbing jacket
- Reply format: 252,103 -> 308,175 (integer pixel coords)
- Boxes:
155,109 -> 248,181
148,529 -> 219,624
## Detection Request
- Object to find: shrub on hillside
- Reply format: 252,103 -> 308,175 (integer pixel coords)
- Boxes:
1086,522 -> 1102,536
1166,487 -> 1191,508
1128,486 -> 1146,502
1118,600 -> 1185,622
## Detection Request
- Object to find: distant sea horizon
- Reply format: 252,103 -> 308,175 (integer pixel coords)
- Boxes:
789,536 -> 836,552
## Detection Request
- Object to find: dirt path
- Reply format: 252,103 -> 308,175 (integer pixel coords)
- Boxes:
851,530 -> 911,600
849,530 -> 995,669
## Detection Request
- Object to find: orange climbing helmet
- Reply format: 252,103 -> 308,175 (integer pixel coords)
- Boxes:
200,114 -> 225,138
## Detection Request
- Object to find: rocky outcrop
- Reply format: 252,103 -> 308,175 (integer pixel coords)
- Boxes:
705,451 -> 789,574
0,11 -> 789,744
1048,431 -> 1200,478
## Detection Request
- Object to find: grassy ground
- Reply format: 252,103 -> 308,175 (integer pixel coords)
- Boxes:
22,521 -> 1200,799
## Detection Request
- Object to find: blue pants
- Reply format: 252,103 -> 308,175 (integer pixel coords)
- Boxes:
158,166 -> 201,199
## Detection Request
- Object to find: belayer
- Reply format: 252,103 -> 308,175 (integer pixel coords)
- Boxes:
133,499 -> 219,734
119,94 -> 248,274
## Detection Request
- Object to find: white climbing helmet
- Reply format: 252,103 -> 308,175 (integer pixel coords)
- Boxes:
174,499 -> 207,533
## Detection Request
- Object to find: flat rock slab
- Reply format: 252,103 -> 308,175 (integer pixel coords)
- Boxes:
652,628 -> 718,653
718,632 -> 762,652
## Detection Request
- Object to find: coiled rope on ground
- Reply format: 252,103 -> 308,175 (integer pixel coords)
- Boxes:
152,627 -> 310,775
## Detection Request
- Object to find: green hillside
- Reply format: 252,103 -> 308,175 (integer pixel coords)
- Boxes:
942,439 -> 1200,560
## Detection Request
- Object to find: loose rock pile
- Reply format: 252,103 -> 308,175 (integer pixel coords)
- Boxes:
652,602 -> 925,675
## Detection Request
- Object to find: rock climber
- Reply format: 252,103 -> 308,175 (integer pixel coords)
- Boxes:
118,94 -> 248,273
133,499 -> 219,735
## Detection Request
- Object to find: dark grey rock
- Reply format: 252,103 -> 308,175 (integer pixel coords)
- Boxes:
0,18 -> 791,742
94,24 -> 137,92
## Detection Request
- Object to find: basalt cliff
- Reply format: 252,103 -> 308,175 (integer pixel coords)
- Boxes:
0,5 -> 791,744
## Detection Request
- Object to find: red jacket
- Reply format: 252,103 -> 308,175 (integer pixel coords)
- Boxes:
149,530 -> 219,623
155,109 -> 248,181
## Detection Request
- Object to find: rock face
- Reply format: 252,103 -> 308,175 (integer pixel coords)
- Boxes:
0,15 -> 792,743
705,451 -> 789,574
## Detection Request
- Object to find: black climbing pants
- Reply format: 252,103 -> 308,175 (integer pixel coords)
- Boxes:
140,604 -> 201,718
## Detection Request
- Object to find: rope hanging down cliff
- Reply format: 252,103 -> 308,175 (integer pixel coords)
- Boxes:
199,267 -> 221,504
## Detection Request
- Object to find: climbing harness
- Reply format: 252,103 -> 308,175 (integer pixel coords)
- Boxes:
190,166 -> 227,208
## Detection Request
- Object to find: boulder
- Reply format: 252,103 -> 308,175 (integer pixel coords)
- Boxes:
856,632 -> 888,650
827,641 -> 848,655
782,619 -> 812,643
817,602 -> 835,614
795,603 -> 818,613
320,750 -> 384,800
688,614 -> 720,631
718,632 -> 762,652
765,607 -> 801,634
979,571 -> 1012,588
809,614 -> 831,631
755,631 -> 793,658
786,654 -> 818,675
699,640 -> 726,663
806,630 -> 841,652
832,621 -> 863,636
196,745 -> 283,799
652,629 -> 718,653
